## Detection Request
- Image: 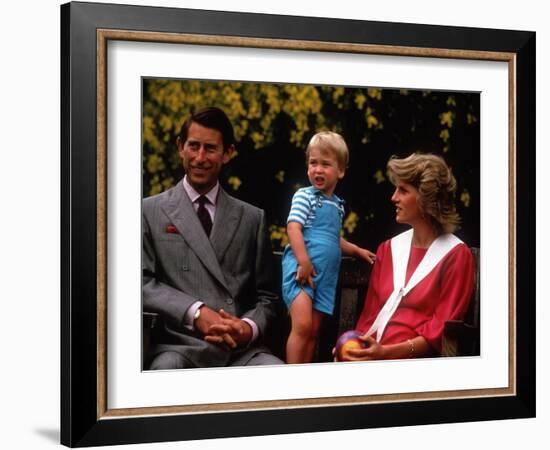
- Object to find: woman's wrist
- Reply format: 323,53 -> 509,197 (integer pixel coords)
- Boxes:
378,342 -> 410,360
406,339 -> 415,358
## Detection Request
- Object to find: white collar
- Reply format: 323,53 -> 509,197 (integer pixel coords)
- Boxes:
366,228 -> 462,341
182,176 -> 219,205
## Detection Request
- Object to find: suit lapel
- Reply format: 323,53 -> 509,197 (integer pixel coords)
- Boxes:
161,183 -> 228,290
210,188 -> 243,264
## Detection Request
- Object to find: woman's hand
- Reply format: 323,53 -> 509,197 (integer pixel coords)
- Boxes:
339,335 -> 430,361
339,335 -> 386,361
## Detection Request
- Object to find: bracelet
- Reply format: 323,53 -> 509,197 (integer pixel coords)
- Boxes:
407,339 -> 415,358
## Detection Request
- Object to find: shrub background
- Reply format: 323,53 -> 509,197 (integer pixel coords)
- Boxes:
142,78 -> 480,251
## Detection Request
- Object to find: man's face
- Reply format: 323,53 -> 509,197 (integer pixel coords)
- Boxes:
177,122 -> 234,195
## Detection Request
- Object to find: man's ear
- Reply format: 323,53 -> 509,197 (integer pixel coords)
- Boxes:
222,144 -> 235,164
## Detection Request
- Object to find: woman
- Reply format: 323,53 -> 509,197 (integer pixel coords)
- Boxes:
339,153 -> 474,361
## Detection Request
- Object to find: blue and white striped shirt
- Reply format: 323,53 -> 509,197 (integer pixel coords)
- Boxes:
287,187 -> 344,229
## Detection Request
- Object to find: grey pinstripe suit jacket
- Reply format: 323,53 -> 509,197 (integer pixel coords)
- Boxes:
142,181 -> 279,368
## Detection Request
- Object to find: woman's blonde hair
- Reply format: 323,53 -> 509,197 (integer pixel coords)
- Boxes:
306,131 -> 349,170
387,153 -> 460,234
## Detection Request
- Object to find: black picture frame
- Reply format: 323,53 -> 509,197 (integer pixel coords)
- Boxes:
61,1 -> 535,447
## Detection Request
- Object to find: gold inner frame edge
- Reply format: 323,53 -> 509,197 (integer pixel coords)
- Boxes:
96,28 -> 517,419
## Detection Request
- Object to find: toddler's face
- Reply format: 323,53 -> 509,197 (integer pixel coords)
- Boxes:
307,146 -> 344,196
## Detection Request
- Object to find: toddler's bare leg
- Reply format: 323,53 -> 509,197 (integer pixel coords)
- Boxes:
286,290 -> 314,364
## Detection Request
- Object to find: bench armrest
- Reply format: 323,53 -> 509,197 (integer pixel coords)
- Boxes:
442,320 -> 479,357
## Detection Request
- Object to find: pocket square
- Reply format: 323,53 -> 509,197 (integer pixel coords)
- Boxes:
165,224 -> 179,234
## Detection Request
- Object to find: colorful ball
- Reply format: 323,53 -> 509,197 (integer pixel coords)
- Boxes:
335,330 -> 368,361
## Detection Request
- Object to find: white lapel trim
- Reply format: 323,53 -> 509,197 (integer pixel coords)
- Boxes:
366,229 -> 463,341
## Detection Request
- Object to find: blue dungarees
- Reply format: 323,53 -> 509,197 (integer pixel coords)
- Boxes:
281,186 -> 344,315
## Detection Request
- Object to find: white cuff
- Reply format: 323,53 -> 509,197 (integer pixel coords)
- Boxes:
183,301 -> 204,331
242,318 -> 259,344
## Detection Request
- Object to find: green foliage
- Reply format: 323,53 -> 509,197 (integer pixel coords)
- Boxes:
143,79 -> 480,250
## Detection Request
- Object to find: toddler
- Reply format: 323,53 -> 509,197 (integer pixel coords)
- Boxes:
282,131 -> 375,364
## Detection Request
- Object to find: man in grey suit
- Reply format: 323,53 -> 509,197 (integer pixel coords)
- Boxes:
143,107 -> 284,369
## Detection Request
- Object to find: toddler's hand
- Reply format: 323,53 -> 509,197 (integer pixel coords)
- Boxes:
296,261 -> 317,289
358,248 -> 377,264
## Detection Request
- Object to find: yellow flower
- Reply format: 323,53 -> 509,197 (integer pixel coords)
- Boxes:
440,129 -> 450,143
143,115 -> 162,151
159,115 -> 173,132
269,225 -> 289,248
162,177 -> 175,190
250,131 -> 264,148
354,93 -> 367,109
440,111 -> 454,128
332,87 -> 345,102
367,88 -> 382,100
149,175 -> 162,196
461,190 -> 471,207
367,114 -> 379,129
228,176 -> 242,191
275,171 -> 285,183
150,184 -> 162,196
146,154 -> 165,174
467,113 -> 478,125
373,170 -> 385,184
343,211 -> 359,234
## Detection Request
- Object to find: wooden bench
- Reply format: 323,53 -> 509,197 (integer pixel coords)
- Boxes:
143,247 -> 480,367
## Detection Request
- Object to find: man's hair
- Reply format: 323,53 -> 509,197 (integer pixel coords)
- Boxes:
177,107 -> 235,151
305,131 -> 349,170
387,153 -> 460,234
